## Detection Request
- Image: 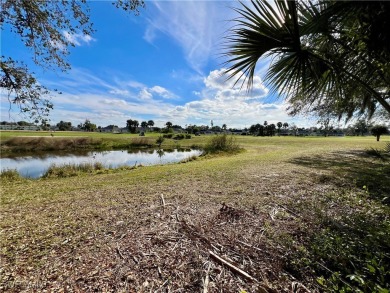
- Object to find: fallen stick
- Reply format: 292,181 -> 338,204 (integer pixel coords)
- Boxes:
160,194 -> 166,213
203,262 -> 211,293
236,240 -> 265,252
276,204 -> 301,218
209,250 -> 258,283
116,244 -> 125,259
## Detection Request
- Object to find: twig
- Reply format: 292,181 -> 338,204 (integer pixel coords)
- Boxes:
236,240 -> 265,253
276,204 -> 301,218
209,250 -> 258,283
203,262 -> 211,293
160,194 -> 165,213
116,243 -> 125,259
316,261 -> 354,289
291,281 -> 311,293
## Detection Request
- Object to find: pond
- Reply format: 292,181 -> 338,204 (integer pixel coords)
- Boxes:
0,148 -> 202,179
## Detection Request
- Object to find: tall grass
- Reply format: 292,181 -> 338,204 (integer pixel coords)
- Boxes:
43,162 -> 104,178
1,137 -> 102,152
130,137 -> 154,147
204,134 -> 241,154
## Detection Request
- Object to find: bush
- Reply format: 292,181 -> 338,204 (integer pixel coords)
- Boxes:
156,136 -> 165,147
163,134 -> 173,139
204,134 -> 240,154
173,134 -> 185,140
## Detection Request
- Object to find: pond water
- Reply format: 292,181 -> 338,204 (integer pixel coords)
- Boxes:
0,149 -> 202,179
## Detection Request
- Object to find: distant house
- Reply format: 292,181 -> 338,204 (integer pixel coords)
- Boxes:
0,124 -> 39,131
101,125 -> 121,133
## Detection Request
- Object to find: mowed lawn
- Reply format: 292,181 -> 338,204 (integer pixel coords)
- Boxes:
1,135 -> 389,292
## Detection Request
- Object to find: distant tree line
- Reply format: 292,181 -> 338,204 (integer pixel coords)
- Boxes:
2,118 -> 388,141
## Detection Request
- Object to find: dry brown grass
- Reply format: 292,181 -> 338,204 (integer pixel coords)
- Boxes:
1,136 -> 98,152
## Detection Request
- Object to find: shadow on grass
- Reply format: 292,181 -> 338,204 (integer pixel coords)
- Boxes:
289,150 -> 390,204
284,150 -> 390,291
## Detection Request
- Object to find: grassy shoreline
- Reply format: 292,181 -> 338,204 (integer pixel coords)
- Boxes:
1,134 -> 389,292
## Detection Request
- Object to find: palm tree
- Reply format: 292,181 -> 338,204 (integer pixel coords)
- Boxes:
224,0 -> 390,119
147,120 -> 155,131
283,122 -> 289,135
277,122 -> 283,136
141,121 -> 148,131
222,124 -> 227,131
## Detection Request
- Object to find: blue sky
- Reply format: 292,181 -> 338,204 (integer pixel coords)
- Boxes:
1,1 -> 312,129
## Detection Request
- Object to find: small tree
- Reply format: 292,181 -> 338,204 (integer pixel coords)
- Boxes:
156,136 -> 165,148
83,119 -> 96,132
370,125 -> 389,142
57,121 -> 72,131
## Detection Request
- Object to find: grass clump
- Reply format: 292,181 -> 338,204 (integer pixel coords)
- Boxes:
0,169 -> 22,181
204,134 -> 240,154
173,134 -> 192,140
130,137 -> 154,148
179,155 -> 198,163
43,162 -> 105,178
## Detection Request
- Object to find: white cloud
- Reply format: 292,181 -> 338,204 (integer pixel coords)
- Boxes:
2,67 -> 308,129
150,86 -> 178,100
138,88 -> 153,100
204,68 -> 269,101
63,31 -> 95,46
160,69 -> 303,128
109,89 -> 130,96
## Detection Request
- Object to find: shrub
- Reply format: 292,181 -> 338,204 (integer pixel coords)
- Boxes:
204,134 -> 240,154
173,134 -> 185,140
163,134 -> 173,139
185,134 -> 192,139
156,136 -> 165,147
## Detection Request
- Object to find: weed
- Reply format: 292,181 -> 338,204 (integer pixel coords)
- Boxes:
365,147 -> 385,160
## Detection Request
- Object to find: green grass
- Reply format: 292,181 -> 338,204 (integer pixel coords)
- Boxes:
1,135 -> 389,291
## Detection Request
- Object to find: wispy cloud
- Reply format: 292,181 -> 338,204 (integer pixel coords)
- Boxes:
63,31 -> 95,46
143,1 -> 236,74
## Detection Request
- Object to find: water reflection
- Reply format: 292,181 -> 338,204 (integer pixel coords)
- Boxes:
0,149 -> 202,179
